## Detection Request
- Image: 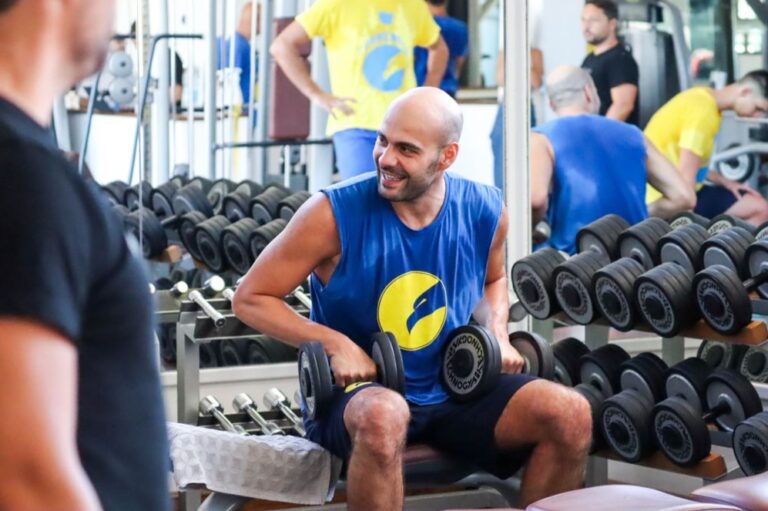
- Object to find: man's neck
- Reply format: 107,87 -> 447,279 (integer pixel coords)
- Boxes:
556,106 -> 591,117
711,85 -> 739,113
429,6 -> 448,17
390,174 -> 447,230
592,35 -> 618,56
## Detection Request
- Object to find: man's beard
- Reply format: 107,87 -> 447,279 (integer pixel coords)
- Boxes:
377,157 -> 440,203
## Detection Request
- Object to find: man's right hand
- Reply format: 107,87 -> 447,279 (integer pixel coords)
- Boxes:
311,91 -> 357,118
325,338 -> 377,388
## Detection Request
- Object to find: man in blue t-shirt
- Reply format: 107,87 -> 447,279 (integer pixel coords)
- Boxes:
217,2 -> 258,105
414,0 -> 468,97
234,87 -> 593,509
530,65 -> 695,254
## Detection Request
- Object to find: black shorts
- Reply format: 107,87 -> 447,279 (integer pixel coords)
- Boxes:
694,185 -> 737,219
302,374 -> 537,479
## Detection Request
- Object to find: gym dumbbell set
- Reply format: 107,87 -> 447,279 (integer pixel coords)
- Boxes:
512,212 -> 768,337
104,175 -> 310,273
198,389 -> 304,437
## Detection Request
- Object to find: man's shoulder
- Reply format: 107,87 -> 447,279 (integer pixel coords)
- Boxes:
448,173 -> 501,203
436,15 -> 468,33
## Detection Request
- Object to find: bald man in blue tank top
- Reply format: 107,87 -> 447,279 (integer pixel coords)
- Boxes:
234,87 -> 592,510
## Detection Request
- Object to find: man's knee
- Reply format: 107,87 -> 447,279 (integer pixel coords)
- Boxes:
345,388 -> 409,459
532,384 -> 593,452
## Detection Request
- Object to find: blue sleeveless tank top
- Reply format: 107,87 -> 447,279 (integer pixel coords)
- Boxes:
534,115 -> 648,254
311,172 -> 502,405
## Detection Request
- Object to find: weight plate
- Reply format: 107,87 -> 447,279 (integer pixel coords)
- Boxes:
733,412 -> 768,475
599,389 -> 654,463
593,258 -> 645,331
511,249 -> 565,319
705,368 -> 762,431
694,266 -> 751,335
552,337 -> 590,386
442,325 -> 500,401
371,332 -> 405,395
740,345 -> 768,383
298,342 -> 332,420
509,330 -> 555,380
747,239 -> 768,299
652,396 -> 711,465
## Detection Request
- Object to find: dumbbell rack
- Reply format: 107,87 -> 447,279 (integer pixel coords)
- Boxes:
532,316 -> 768,487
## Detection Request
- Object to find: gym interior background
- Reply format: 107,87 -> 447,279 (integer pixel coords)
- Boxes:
54,0 -> 768,509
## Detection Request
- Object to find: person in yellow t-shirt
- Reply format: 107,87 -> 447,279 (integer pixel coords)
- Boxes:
645,70 -> 768,225
271,0 -> 448,180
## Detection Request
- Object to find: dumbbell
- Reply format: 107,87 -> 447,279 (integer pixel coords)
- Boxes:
653,367 -> 762,465
693,239 -> 768,334
207,178 -> 238,215
245,337 -> 298,364
756,221 -> 768,241
222,180 -> 264,222
299,332 -> 405,420
441,326 -> 554,402
733,410 -> 768,475
100,180 -> 130,206
707,213 -> 756,236
616,217 -> 672,271
598,352 -> 668,462
250,219 -> 288,260
632,262 -> 701,337
697,340 -> 748,371
172,178 -> 216,217
511,248 -> 609,323
740,344 -> 768,383
250,186 -> 293,225
669,211 -> 709,230
552,337 -> 590,386
124,180 -> 153,210
124,207 -> 181,258
199,395 -> 246,435
195,215 -> 232,273
150,177 -> 187,219
232,393 -> 284,436
264,388 -> 306,436
657,223 -> 710,276
222,218 -> 259,274
178,211 -> 208,260
277,191 -> 311,221
187,276 -> 227,328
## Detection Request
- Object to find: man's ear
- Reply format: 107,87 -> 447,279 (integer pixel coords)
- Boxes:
439,142 -> 459,170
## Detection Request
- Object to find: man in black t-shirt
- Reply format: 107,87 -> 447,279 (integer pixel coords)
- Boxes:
0,1 -> 169,510
580,0 -> 640,125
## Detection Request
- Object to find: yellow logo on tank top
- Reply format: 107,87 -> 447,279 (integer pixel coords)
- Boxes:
377,271 -> 448,351
345,382 -> 373,393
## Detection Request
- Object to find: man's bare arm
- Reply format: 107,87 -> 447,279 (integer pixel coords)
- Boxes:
270,21 -> 355,116
0,320 -> 101,510
232,194 -> 375,386
646,137 -> 697,217
423,36 -> 449,88
530,132 -> 554,224
605,84 -> 637,122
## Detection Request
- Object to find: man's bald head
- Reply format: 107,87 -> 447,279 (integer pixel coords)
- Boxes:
546,65 -> 600,114
385,87 -> 463,146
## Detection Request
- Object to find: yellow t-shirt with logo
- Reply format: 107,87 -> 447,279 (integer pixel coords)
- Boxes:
644,87 -> 722,202
296,0 -> 440,135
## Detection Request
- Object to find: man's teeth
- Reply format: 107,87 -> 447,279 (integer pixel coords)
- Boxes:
383,171 -> 404,181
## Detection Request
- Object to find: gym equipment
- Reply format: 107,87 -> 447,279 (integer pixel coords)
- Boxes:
232,393 -> 284,436
593,258 -> 647,332
755,220 -> 768,241
187,276 -> 227,328
697,340 -> 748,371
277,191 -> 311,221
669,211 -> 709,230
250,218 -> 288,259
733,410 -> 768,475
633,262 -> 699,337
264,388 -> 306,436
657,223 -> 710,276
222,218 -> 259,274
617,217 -> 672,271
299,332 -> 405,420
199,395 -> 246,435
441,326 -> 554,402
251,186 -> 293,225
178,211 -> 208,260
578,344 -> 631,399
739,344 -> 768,383
172,179 -> 215,217
653,368 -> 762,465
693,240 -> 768,334
717,143 -> 759,183
124,207 -> 180,258
101,180 -> 129,206
552,337 -> 591,386
195,215 -> 232,273
288,287 -> 312,309
124,180 -> 153,210
222,180 -> 264,222
599,352 -> 669,462
699,227 -> 755,279
151,178 -> 185,219
575,214 -> 631,258
707,214 -> 756,236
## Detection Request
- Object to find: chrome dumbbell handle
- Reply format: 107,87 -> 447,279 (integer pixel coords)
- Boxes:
188,289 -> 226,328
265,388 -> 306,436
292,287 -> 312,309
233,393 -> 284,435
171,281 -> 189,298
200,396 -> 246,435
222,288 -> 235,302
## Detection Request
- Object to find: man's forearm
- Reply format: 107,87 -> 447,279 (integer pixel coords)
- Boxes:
605,103 -> 632,122
424,40 -> 449,87
272,48 -> 323,102
233,294 -> 347,352
477,277 -> 510,339
647,197 -> 682,219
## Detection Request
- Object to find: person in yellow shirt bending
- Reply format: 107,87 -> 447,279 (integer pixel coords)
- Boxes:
645,70 -> 768,225
271,0 -> 448,180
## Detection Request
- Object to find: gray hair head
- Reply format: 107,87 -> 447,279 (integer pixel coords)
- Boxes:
546,65 -> 599,113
